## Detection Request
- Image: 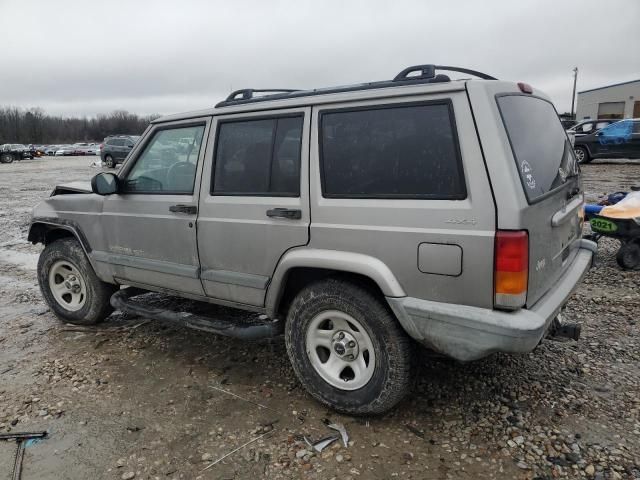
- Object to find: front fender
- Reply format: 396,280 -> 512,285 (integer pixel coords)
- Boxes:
265,248 -> 405,317
28,218 -> 93,255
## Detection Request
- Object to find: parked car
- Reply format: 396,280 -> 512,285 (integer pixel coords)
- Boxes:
568,119 -> 617,137
574,118 -> 640,163
0,144 -> 32,163
55,146 -> 76,156
28,64 -> 595,414
85,144 -> 101,155
45,145 -> 59,156
101,135 -> 140,167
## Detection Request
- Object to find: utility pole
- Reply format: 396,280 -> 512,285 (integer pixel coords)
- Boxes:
570,67 -> 578,119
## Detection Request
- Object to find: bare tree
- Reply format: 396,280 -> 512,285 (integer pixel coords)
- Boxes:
0,107 -> 159,144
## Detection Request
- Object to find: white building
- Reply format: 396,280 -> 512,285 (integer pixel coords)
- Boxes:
576,79 -> 640,120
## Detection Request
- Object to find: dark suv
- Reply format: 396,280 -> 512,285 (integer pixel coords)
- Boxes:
100,135 -> 140,168
574,118 -> 640,163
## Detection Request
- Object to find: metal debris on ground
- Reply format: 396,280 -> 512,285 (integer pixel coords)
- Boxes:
201,430 -> 273,472
323,419 -> 349,448
208,384 -> 279,412
405,423 -> 425,438
304,435 -> 339,453
0,431 -> 47,480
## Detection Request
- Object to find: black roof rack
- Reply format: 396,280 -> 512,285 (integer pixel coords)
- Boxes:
216,64 -> 496,108
225,89 -> 301,102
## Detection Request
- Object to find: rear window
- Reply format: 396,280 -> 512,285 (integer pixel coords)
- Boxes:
320,102 -> 466,199
497,95 -> 576,202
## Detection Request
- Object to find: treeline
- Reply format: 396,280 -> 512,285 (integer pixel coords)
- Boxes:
0,107 -> 161,144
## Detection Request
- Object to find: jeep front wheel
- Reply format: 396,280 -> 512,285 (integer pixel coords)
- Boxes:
38,238 -> 117,324
285,278 -> 414,415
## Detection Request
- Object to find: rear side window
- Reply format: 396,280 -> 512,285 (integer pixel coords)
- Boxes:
497,95 -> 576,202
109,139 -> 124,146
319,102 -> 466,199
213,115 -> 303,196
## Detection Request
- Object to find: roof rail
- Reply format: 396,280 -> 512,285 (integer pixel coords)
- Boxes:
225,89 -> 301,102
216,64 -> 497,107
393,64 -> 497,81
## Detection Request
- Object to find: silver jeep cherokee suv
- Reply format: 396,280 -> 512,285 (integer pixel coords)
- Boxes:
29,65 -> 596,414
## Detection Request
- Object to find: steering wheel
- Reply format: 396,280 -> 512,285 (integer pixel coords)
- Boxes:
166,161 -> 196,190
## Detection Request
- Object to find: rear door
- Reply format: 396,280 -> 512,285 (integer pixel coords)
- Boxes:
197,108 -> 310,307
310,89 -> 496,309
469,82 -> 582,306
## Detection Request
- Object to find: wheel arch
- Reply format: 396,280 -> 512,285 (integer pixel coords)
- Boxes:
265,249 -> 405,318
28,220 -> 92,255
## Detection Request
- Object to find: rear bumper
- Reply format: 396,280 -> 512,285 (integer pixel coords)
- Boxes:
387,239 -> 596,361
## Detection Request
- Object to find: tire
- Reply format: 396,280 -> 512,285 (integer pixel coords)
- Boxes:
104,155 -> 115,168
0,153 -> 14,164
574,146 -> 591,164
616,241 -> 640,270
37,238 -> 117,324
285,278 -> 414,415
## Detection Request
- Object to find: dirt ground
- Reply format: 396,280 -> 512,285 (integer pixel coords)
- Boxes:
0,156 -> 639,480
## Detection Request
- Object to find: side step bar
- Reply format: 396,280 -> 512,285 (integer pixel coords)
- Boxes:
110,288 -> 283,340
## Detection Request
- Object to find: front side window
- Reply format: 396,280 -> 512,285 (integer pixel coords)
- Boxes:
123,124 -> 205,194
213,115 -> 303,196
320,102 -> 466,198
579,122 -> 594,133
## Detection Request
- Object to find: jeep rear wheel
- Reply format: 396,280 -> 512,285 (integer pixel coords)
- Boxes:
38,238 -> 117,324
285,278 -> 414,415
104,155 -> 115,168
0,153 -> 14,164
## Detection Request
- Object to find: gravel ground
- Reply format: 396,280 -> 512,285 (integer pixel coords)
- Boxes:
0,156 -> 639,480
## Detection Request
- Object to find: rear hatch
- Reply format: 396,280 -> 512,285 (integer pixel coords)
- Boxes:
496,93 -> 582,306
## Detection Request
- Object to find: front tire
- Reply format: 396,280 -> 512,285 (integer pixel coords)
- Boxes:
285,278 -> 414,415
574,146 -> 591,164
0,153 -> 14,164
38,238 -> 117,324
104,155 -> 115,168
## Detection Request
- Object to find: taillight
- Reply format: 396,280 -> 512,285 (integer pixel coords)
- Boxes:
494,230 -> 528,309
99,144 -> 104,150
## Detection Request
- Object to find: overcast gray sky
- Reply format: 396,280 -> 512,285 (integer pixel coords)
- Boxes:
2,0 -> 639,117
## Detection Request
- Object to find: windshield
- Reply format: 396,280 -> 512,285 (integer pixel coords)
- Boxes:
497,94 -> 577,202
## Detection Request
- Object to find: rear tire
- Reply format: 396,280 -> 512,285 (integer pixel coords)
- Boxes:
0,153 -> 14,164
574,146 -> 591,164
38,238 -> 117,324
285,278 -> 414,415
104,155 -> 115,168
616,241 -> 640,270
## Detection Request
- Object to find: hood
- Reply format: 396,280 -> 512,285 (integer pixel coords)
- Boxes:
51,182 -> 92,196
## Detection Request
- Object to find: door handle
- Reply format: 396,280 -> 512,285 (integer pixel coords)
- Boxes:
169,204 -> 198,214
266,208 -> 302,219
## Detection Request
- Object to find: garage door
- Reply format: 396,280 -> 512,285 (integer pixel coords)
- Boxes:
597,102 -> 625,119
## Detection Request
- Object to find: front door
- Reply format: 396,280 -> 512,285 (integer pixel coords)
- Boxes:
98,119 -> 210,295
197,108 -> 311,307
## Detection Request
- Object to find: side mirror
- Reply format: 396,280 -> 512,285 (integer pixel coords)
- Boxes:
91,172 -> 119,195
595,131 -> 602,136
